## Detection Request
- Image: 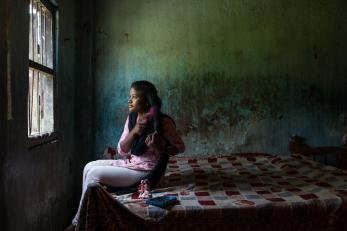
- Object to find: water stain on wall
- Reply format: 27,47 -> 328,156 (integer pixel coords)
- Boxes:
93,0 -> 347,156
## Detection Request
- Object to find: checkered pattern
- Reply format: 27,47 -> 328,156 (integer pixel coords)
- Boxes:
115,154 -> 347,221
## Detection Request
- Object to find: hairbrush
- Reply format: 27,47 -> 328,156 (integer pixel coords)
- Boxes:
145,106 -> 157,122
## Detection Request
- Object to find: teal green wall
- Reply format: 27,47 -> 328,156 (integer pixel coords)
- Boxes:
94,0 -> 347,156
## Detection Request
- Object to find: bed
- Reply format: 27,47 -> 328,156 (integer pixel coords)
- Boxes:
76,135 -> 347,231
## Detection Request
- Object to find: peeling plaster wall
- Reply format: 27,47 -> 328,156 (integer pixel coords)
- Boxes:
2,0 -> 80,230
93,0 -> 347,156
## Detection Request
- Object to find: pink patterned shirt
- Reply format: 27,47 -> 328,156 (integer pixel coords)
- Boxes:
114,115 -> 185,171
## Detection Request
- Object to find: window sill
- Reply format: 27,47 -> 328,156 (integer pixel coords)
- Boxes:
28,131 -> 60,151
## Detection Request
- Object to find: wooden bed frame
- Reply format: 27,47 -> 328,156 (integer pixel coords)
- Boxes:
288,133 -> 347,170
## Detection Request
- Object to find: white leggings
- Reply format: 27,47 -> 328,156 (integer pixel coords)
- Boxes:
72,160 -> 148,225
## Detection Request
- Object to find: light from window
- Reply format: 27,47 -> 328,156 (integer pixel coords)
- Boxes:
28,68 -> 54,135
28,0 -> 54,137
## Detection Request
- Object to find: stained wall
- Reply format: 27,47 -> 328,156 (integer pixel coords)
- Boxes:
93,0 -> 347,156
1,0 -> 84,230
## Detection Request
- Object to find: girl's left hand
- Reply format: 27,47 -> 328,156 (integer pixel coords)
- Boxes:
145,131 -> 162,151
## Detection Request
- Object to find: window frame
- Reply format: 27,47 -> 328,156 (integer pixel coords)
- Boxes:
27,0 -> 59,149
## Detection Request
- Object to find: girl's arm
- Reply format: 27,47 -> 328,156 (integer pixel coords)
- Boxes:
161,117 -> 185,155
117,117 -> 132,156
118,116 -> 147,155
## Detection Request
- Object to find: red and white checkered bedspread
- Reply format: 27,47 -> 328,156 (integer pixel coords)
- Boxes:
114,154 -> 347,222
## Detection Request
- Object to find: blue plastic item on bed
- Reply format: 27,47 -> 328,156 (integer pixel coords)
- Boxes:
145,195 -> 178,208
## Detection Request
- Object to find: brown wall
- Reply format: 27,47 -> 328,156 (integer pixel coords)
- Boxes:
1,0 -> 86,230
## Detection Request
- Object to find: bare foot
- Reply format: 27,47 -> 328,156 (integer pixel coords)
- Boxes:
64,224 -> 75,231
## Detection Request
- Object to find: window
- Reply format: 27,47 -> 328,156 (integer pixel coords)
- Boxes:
28,0 -> 56,138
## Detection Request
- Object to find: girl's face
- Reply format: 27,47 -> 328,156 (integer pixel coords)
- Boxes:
128,88 -> 147,113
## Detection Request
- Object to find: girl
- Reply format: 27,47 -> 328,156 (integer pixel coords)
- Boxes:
65,80 -> 185,230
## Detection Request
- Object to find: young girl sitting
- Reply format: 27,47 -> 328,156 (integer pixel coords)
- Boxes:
65,80 -> 185,231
